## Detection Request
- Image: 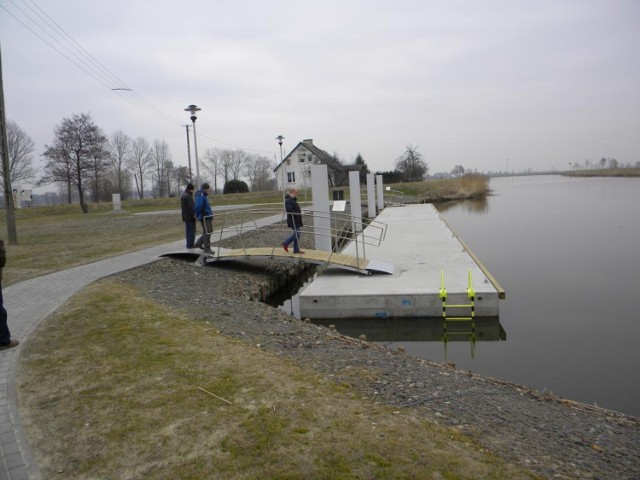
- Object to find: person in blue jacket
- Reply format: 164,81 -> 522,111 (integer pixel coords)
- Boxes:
194,182 -> 213,252
281,188 -> 304,254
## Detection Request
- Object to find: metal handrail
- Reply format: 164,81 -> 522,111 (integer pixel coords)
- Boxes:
204,208 -> 387,267
384,189 -> 406,207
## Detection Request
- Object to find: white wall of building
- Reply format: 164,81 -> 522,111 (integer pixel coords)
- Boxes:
275,143 -> 316,191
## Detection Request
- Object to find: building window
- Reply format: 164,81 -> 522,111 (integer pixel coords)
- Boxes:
287,172 -> 296,183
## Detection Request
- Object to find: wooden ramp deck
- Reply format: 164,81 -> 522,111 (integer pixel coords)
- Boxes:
203,247 -> 395,275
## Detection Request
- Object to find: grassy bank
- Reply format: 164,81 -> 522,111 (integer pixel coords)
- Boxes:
387,174 -> 489,202
17,280 -> 534,479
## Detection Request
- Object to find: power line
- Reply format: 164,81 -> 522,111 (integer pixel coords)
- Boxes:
2,0 -> 278,156
1,2 -> 179,124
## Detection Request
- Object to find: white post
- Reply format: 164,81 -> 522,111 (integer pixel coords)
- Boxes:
311,164 -> 332,252
348,171 -> 362,233
366,173 -> 376,218
112,193 -> 122,211
376,174 -> 384,211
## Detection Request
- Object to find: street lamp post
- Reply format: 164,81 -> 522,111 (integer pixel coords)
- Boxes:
184,124 -> 192,182
185,104 -> 202,187
276,135 -> 284,161
276,135 -> 285,195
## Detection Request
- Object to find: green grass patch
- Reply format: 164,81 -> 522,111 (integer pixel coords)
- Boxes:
17,280 -> 536,479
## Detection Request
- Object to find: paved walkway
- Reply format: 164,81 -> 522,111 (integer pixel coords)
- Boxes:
0,240 -> 185,479
0,213 -> 284,480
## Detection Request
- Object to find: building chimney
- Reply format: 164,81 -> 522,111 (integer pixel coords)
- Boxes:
302,139 -> 313,145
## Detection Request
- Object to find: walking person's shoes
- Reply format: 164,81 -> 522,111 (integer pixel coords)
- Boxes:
0,339 -> 19,351
282,243 -> 289,252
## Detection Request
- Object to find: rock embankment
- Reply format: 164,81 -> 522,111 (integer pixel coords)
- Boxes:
117,248 -> 639,480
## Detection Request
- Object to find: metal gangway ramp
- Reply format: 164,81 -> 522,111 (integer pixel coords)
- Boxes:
195,208 -> 393,275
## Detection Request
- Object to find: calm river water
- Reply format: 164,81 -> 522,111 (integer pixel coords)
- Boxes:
391,175 -> 640,417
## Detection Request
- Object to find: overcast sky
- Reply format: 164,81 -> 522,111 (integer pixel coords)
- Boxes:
2,0 -> 639,190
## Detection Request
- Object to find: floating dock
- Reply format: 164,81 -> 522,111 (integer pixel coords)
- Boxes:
298,204 -> 504,320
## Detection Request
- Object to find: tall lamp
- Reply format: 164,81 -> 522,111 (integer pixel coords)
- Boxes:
185,104 -> 202,187
276,135 -> 285,195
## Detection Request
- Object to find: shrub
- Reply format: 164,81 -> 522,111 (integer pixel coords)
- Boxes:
223,180 -> 249,194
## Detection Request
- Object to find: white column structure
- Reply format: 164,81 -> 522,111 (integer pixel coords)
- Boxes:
112,193 -> 122,211
376,174 -> 384,211
366,173 -> 376,218
348,170 -> 362,233
311,164 -> 332,252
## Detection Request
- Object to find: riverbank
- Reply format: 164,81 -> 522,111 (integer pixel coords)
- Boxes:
564,168 -> 640,177
116,259 -> 640,480
17,251 -> 640,479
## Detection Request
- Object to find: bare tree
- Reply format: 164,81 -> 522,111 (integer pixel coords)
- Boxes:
39,142 -> 73,203
41,113 -> 107,213
228,149 -> 248,180
395,144 -> 428,182
89,128 -> 110,203
451,165 -> 465,177
128,137 -> 152,199
161,159 -> 175,197
109,130 -> 131,197
149,139 -> 172,197
219,149 -> 235,184
202,147 -> 221,192
245,153 -> 275,191
3,120 -> 36,186
174,165 -> 190,195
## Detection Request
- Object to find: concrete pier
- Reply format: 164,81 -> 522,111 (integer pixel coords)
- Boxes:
299,204 -> 504,319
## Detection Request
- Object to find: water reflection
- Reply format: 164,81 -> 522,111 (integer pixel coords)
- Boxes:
436,175 -> 640,417
312,316 -> 506,355
436,197 -> 489,214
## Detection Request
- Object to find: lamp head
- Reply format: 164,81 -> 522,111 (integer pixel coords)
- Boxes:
185,104 -> 202,117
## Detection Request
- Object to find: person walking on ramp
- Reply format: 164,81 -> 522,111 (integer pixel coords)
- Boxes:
281,188 -> 304,254
194,182 -> 213,253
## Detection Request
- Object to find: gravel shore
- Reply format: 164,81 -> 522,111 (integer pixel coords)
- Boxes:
116,233 -> 640,479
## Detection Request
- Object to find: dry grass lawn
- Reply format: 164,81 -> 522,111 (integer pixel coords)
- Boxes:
17,280 -> 535,479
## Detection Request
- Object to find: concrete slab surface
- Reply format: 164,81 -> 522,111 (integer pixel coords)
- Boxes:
299,204 -> 503,319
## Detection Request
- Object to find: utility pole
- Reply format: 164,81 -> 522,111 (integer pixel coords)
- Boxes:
184,124 -> 192,182
276,135 -> 285,200
0,44 -> 18,245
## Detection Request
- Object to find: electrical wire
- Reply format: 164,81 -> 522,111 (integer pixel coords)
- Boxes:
1,0 -> 277,155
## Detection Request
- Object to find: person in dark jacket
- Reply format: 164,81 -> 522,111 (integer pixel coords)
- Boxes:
281,188 -> 304,254
194,182 -> 213,252
0,238 -> 18,351
180,183 -> 196,248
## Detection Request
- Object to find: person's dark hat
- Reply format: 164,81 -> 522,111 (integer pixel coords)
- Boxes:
186,183 -> 194,190
201,182 -> 211,190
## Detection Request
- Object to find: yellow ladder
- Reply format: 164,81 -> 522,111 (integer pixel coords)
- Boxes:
439,270 -> 476,357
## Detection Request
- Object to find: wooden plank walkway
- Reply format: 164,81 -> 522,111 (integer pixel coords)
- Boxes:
210,247 -> 372,273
